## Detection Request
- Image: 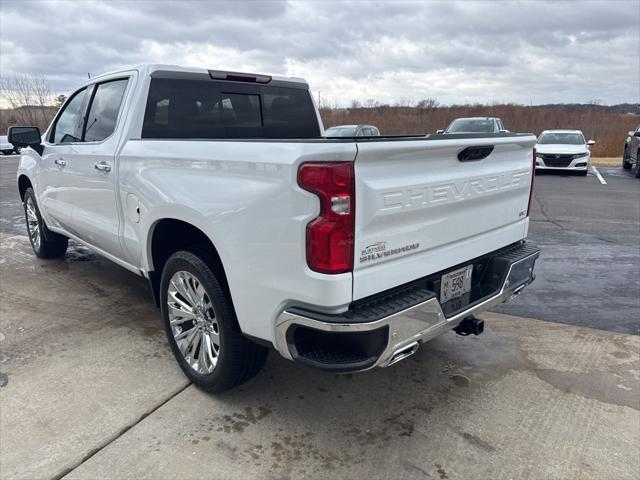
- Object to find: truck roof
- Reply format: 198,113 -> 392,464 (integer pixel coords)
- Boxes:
453,117 -> 501,121
326,125 -> 376,129
540,129 -> 583,134
85,63 -> 309,87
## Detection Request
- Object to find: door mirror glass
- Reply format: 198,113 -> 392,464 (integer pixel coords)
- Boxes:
8,126 -> 41,147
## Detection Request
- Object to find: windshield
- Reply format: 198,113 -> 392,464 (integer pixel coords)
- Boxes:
325,126 -> 357,137
537,133 -> 585,145
446,119 -> 495,133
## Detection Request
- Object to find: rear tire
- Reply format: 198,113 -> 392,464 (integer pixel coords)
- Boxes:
23,188 -> 68,258
622,148 -> 632,169
2,150 -> 13,155
160,248 -> 268,392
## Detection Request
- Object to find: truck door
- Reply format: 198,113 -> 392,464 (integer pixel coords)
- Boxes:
38,86 -> 91,233
64,77 -> 131,258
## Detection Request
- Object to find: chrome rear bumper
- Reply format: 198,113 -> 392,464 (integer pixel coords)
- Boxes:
274,242 -> 540,371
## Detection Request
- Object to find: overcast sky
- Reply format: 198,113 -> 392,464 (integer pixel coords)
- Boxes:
1,0 -> 638,106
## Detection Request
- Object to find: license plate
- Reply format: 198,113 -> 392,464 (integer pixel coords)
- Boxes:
440,265 -> 473,303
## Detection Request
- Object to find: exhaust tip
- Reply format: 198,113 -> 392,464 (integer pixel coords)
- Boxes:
388,341 -> 419,366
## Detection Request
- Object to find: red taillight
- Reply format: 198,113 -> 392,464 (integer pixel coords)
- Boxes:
527,147 -> 536,217
298,162 -> 355,274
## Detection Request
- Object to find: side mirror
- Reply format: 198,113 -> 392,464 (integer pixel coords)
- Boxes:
587,140 -> 596,146
436,129 -> 444,134
8,126 -> 42,154
629,131 -> 635,137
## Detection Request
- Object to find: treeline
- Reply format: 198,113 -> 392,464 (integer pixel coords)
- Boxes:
1,72 -> 637,158
320,103 -> 639,157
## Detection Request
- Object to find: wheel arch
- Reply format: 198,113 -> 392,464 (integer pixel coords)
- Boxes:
18,175 -> 33,201
147,218 -> 232,308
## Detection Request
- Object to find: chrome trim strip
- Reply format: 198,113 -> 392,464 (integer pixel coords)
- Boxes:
274,249 -> 539,370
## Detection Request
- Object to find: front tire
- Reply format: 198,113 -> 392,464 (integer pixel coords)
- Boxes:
160,248 -> 268,392
23,188 -> 68,258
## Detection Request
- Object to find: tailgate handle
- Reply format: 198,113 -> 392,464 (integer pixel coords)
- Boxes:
458,146 -> 494,162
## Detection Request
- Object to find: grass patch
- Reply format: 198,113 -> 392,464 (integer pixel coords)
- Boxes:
591,157 -> 622,167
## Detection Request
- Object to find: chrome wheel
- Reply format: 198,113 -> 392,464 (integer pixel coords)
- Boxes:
26,196 -> 40,251
167,270 -> 220,374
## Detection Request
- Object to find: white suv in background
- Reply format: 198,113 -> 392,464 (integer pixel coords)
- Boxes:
535,130 -> 595,176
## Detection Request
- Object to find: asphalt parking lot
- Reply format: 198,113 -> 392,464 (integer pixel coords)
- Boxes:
1,156 -> 639,479
496,165 -> 640,334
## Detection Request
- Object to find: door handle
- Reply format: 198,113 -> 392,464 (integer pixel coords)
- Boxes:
94,162 -> 112,173
54,158 -> 67,167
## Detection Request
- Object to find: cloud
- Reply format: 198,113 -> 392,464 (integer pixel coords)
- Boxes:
0,0 -> 638,105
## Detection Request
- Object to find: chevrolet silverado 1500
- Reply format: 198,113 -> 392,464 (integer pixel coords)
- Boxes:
10,64 -> 540,392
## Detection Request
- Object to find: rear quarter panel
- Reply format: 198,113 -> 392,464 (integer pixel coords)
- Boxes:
117,139 -> 357,342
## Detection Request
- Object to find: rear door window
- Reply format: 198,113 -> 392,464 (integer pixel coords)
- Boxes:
142,78 -> 320,139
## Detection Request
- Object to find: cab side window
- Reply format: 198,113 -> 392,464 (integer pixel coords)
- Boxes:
84,79 -> 129,142
50,88 -> 88,143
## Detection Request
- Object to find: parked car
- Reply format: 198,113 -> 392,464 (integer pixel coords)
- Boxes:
11,64 -> 539,392
1,135 -> 16,155
437,117 -> 508,134
622,125 -> 640,178
325,124 -> 380,137
535,130 -> 595,176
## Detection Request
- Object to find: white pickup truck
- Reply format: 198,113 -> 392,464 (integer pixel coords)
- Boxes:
10,64 -> 539,392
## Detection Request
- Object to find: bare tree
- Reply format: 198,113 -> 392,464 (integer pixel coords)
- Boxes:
0,73 -> 57,130
54,94 -> 67,108
365,98 -> 379,109
416,98 -> 440,110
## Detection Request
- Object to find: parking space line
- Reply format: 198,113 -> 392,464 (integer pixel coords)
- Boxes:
591,166 -> 607,185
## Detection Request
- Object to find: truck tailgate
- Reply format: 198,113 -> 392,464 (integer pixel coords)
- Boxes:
353,135 -> 537,300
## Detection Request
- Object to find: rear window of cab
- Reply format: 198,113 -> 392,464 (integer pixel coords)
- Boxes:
142,78 -> 321,139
